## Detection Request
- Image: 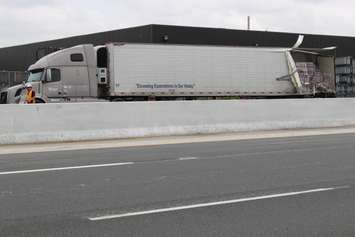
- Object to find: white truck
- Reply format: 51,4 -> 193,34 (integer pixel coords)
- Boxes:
0,41 -> 336,104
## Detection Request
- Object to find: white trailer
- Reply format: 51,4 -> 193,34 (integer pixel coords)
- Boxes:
108,43 -> 300,97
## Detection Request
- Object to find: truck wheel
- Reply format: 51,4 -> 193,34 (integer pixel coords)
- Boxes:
35,98 -> 45,103
112,98 -> 124,102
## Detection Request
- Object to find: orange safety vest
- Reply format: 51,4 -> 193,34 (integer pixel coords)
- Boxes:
26,90 -> 35,104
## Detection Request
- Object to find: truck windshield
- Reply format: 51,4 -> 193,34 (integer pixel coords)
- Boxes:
27,69 -> 44,82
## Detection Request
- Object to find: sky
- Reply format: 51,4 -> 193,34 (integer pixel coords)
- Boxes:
0,0 -> 354,48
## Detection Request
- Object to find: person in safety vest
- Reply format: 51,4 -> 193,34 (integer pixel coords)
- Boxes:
25,83 -> 36,104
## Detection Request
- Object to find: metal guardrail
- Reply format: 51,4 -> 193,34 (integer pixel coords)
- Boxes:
0,71 -> 28,91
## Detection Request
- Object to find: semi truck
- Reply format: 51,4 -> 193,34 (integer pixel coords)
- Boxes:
0,41 -> 336,104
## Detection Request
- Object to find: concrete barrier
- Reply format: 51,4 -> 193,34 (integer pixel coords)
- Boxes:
1,98 -> 355,145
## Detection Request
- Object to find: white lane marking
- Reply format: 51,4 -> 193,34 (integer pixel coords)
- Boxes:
89,186 -> 348,221
179,157 -> 198,161
0,162 -> 134,176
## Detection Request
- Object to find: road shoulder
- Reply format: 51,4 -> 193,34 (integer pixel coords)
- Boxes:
1,126 -> 355,155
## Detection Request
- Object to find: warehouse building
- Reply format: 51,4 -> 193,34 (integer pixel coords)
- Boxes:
1,24 -> 355,95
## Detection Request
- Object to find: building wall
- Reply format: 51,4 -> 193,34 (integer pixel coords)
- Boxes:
152,25 -> 299,47
2,24 -> 355,71
151,25 -> 355,57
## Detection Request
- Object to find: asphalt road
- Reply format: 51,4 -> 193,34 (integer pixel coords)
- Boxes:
1,133 -> 355,236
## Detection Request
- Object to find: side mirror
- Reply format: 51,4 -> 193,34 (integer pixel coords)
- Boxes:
44,69 -> 51,83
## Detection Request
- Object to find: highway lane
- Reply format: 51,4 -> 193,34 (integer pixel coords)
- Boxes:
1,133 -> 355,236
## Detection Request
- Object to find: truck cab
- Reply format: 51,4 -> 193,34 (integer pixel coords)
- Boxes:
2,44 -> 99,104
29,44 -> 98,103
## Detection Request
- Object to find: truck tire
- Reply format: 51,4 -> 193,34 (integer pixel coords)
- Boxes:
111,98 -> 124,102
35,98 -> 45,103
